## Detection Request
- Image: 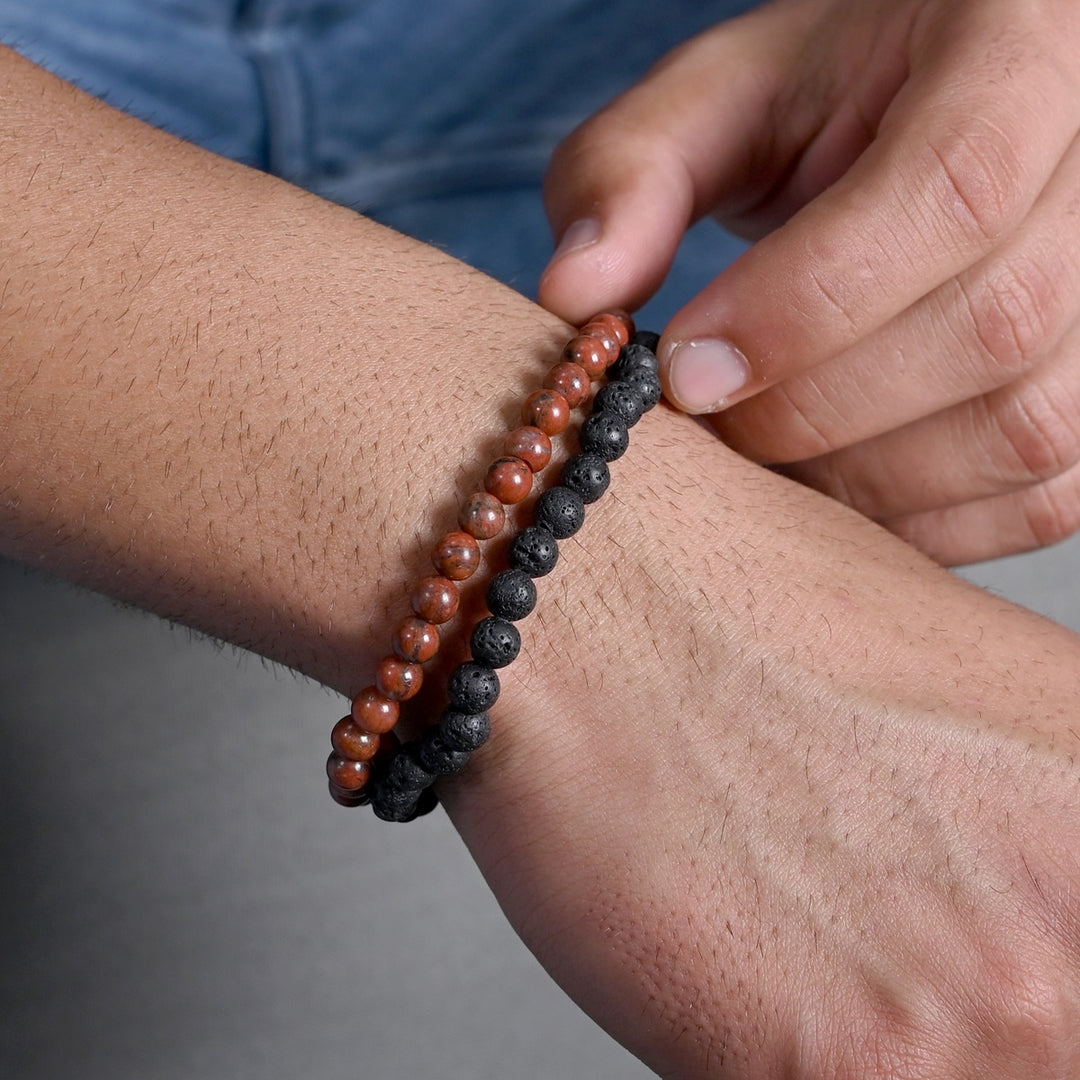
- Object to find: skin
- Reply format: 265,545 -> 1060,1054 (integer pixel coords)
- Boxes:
540,0 -> 1080,566
2,45 -> 1080,1078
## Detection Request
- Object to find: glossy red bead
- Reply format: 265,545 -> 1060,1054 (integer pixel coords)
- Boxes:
544,361 -> 590,408
591,310 -> 634,346
375,655 -> 423,700
351,685 -> 400,734
521,389 -> 570,436
411,575 -> 461,623
562,334 -> 609,379
485,455 -> 533,504
579,321 -> 621,366
459,490 -> 506,540
503,426 -> 552,473
432,530 -> 481,581
331,715 -> 383,761
326,751 -> 372,791
392,616 -> 440,663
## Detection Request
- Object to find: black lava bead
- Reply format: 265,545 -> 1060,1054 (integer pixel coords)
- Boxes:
371,781 -> 421,822
470,616 -> 521,668
487,568 -> 537,621
581,411 -> 630,462
439,708 -> 492,751
611,340 -> 660,380
448,661 -> 501,713
535,486 -> 586,539
631,329 -> 660,353
621,366 -> 662,411
386,742 -> 435,792
419,729 -> 471,775
562,452 -> 610,503
594,381 -> 646,426
510,525 -> 560,577
372,783 -> 439,823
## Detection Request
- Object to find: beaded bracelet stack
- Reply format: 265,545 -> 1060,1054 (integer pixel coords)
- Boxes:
325,312 -> 662,821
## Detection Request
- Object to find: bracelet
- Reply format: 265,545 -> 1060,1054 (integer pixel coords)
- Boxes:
324,314 -> 662,820
371,335 -> 662,821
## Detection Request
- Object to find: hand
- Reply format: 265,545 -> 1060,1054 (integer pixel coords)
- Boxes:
446,416 -> 1080,1078
540,0 -> 1080,566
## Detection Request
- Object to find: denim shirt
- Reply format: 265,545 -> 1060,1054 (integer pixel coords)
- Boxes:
0,0 -> 758,308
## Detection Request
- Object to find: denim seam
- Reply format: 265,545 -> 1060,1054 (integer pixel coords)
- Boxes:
232,4 -> 312,182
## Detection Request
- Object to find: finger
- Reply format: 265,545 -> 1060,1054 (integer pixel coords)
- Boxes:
714,131 -> 1080,463
659,0 -> 1080,415
885,461 -> 1080,567
781,340 -> 1080,521
538,4 -> 815,325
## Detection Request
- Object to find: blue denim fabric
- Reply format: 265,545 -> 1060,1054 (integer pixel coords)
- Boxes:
0,0 -> 758,317
0,1 -> 266,165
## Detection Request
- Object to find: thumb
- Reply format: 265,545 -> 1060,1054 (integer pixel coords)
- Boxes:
538,112 -> 693,325
539,10 -> 800,325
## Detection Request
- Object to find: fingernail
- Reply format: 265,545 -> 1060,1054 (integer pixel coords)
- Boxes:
666,339 -> 751,413
550,217 -> 601,262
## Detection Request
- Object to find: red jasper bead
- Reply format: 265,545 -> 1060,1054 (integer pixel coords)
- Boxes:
432,530 -> 481,581
331,715 -> 383,761
328,781 -> 368,807
544,361 -> 590,408
579,321 -> 621,365
591,310 -> 634,346
392,616 -> 440,663
522,389 -> 570,436
503,426 -> 552,473
459,491 -> 506,540
375,655 -> 423,701
326,751 -> 372,791
351,685 -> 400,734
485,455 -> 533,504
411,575 -> 460,623
562,334 -> 609,379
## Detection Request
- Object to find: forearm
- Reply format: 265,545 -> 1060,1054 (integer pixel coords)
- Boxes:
4,43 -> 1074,709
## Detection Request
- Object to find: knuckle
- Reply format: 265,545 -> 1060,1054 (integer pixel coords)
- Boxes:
988,381 -> 1080,483
649,29 -> 712,75
546,119 -> 601,182
1021,471 -> 1080,548
799,257 -> 864,336
959,256 -> 1061,379
763,381 -> 844,461
847,951 -> 1079,1078
718,375 -> 862,466
976,944 -> 1079,1071
923,116 -> 1028,244
544,109 -> 631,198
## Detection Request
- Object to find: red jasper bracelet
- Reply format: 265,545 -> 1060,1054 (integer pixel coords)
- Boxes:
325,311 -> 652,814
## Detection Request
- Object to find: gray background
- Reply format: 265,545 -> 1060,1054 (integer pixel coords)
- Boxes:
2,532 -> 1078,1080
